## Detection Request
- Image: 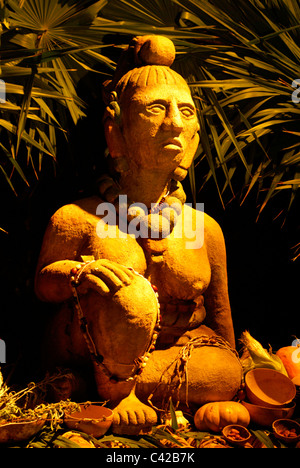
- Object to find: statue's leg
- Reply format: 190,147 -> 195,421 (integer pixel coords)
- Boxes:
136,328 -> 243,413
69,276 -> 160,434
40,302 -> 96,400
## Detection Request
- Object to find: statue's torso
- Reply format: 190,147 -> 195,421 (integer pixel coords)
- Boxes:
72,196 -> 211,303
43,196 -> 221,361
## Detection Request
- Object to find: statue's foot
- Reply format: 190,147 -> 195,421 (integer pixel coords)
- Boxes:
111,392 -> 157,435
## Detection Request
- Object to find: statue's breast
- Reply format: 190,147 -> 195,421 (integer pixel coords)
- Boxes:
78,198 -> 210,301
87,232 -> 148,275
141,205 -> 211,301
144,238 -> 211,302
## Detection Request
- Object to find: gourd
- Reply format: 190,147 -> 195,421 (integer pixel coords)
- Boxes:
194,401 -> 250,433
276,345 -> 300,380
62,431 -> 95,448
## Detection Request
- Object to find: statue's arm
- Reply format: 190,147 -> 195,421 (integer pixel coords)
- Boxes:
203,215 -> 236,348
35,203 -> 135,303
34,204 -> 87,303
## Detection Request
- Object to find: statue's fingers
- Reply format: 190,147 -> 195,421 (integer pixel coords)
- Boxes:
91,265 -> 124,291
99,260 -> 135,283
81,274 -> 111,296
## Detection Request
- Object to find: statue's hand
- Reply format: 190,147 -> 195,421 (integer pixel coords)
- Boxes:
76,259 -> 135,296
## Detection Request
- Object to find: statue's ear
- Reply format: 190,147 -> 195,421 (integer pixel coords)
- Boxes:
103,100 -> 129,172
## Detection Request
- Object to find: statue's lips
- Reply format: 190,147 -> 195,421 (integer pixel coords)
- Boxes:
162,139 -> 183,151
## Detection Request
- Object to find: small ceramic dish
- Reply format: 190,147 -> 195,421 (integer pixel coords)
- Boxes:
242,400 -> 295,426
245,368 -> 296,408
64,403 -> 113,437
0,416 -> 46,444
272,418 -> 300,444
222,424 -> 251,446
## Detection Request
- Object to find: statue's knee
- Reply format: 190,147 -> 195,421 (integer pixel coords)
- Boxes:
85,274 -> 160,360
184,346 -> 242,405
136,344 -> 242,408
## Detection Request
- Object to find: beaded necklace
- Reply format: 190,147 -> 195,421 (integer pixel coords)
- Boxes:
97,175 -> 186,240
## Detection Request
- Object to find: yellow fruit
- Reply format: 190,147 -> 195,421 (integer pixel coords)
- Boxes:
194,401 -> 250,433
276,346 -> 300,379
62,431 -> 95,448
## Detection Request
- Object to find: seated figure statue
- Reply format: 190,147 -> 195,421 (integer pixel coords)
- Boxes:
35,35 -> 242,434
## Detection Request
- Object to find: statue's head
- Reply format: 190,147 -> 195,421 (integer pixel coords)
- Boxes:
102,35 -> 200,181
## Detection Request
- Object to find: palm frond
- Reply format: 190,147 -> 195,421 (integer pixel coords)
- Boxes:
0,0 -> 111,192
0,0 -> 299,215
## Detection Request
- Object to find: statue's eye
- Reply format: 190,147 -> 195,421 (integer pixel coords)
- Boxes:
179,106 -> 195,118
147,103 -> 166,114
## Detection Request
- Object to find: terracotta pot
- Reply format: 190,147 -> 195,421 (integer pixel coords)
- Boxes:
0,416 -> 46,444
245,368 -> 296,408
242,400 -> 295,427
222,424 -> 251,447
272,418 -> 300,445
64,404 -> 113,437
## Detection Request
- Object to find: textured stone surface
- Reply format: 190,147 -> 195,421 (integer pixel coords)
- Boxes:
35,35 -> 242,434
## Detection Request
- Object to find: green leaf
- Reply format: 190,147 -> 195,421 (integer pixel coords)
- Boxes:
0,141 -> 29,186
0,119 -> 55,157
0,164 -> 17,195
0,0 -> 299,215
250,429 -> 275,448
150,426 -> 187,447
99,433 -> 159,448
16,67 -> 36,155
169,398 -> 178,431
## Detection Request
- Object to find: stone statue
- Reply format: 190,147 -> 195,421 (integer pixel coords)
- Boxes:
35,35 -> 242,434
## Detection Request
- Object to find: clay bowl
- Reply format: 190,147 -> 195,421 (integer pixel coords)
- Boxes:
0,416 -> 46,444
272,418 -> 300,445
64,404 -> 113,437
242,400 -> 296,427
245,368 -> 296,408
222,424 -> 251,447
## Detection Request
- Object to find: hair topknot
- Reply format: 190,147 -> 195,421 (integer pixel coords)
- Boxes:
102,35 -> 177,104
133,35 -> 176,67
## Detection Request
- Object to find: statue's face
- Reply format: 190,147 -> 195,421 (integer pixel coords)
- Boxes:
120,83 -> 200,177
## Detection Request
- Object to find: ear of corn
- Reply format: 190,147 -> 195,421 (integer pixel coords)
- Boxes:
240,331 -> 288,376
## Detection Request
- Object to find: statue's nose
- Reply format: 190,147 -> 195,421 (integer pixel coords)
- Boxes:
161,105 -> 184,132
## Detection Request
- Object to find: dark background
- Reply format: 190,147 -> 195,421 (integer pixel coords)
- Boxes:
0,68 -> 299,387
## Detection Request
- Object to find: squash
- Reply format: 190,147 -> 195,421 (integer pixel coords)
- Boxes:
276,345 -> 300,380
194,401 -> 250,433
61,431 -> 95,448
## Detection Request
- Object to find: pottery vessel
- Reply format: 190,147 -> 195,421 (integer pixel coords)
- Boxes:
245,368 -> 296,408
64,404 -> 113,437
242,400 -> 295,426
0,416 -> 46,444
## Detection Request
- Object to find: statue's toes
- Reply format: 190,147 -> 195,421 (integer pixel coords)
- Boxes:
141,405 -> 157,426
113,409 -> 142,426
112,404 -> 157,435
